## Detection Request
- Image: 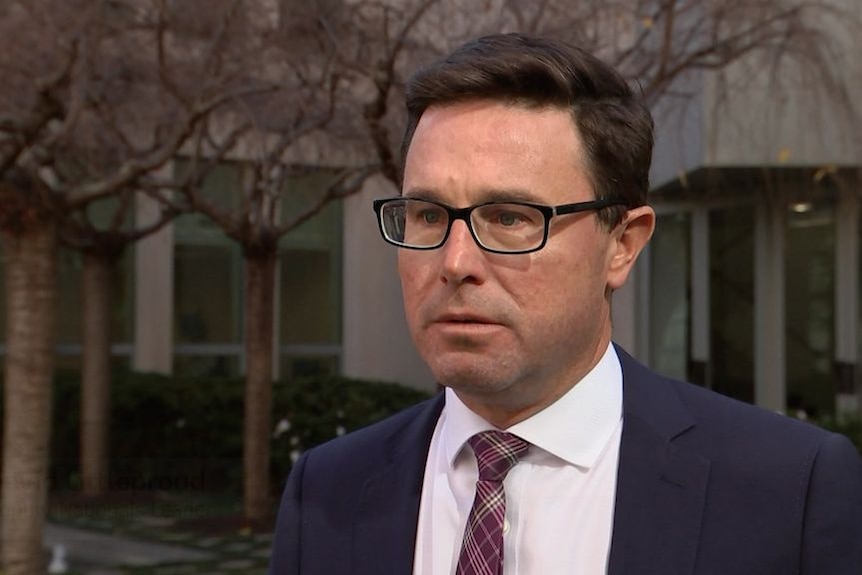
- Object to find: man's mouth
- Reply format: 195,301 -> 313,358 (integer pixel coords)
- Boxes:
437,313 -> 494,323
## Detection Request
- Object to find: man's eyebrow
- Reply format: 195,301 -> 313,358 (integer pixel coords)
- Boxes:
402,188 -> 442,202
401,187 -> 541,204
478,188 -> 540,203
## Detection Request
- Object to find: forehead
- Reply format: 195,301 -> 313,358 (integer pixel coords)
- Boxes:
403,100 -> 591,204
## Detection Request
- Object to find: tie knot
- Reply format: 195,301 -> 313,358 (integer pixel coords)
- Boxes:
468,430 -> 530,482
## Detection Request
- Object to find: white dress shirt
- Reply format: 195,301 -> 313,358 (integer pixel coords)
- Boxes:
413,343 -> 623,574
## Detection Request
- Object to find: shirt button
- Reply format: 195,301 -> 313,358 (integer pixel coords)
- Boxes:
503,519 -> 510,534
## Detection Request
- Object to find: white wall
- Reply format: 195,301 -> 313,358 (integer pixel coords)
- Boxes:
652,3 -> 862,180
132,193 -> 174,374
341,175 -> 437,391
703,57 -> 861,167
650,70 -> 707,188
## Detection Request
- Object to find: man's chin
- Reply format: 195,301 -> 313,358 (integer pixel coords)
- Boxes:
429,360 -> 514,395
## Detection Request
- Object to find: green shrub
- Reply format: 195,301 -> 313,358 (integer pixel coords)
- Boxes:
270,375 -> 434,482
20,371 -> 432,495
29,371 -> 862,497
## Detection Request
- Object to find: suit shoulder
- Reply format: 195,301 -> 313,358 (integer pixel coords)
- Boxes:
668,377 -> 842,459
616,345 -> 842,461
672,378 -> 816,429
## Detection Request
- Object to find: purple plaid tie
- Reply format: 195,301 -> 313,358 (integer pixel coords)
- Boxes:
456,430 -> 530,575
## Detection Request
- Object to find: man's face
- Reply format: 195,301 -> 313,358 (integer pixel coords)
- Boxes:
399,100 -> 628,425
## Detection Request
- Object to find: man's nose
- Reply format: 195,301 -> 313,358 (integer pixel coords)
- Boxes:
439,220 -> 486,285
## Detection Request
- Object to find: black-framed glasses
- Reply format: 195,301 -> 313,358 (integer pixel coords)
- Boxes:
372,196 -> 626,254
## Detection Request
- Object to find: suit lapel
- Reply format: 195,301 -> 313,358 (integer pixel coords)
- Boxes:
347,349 -> 710,574
607,348 -> 711,575
352,394 -> 445,575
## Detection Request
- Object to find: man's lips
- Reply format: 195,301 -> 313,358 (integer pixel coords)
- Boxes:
432,312 -> 503,325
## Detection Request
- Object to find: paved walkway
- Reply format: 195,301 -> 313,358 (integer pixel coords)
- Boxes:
43,521 -> 271,574
45,522 -> 213,572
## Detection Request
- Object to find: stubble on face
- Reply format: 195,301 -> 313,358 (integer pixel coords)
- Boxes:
410,287 -> 519,386
398,100 -> 614,426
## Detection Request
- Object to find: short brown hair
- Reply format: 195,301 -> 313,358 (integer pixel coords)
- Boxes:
401,33 -> 653,227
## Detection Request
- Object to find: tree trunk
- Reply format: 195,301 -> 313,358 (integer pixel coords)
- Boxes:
243,250 -> 276,521
1,222 -> 57,575
80,252 -> 113,498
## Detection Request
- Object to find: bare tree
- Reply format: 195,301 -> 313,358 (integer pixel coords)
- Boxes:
57,0 -> 273,501
0,0 -> 276,570
0,172 -> 58,575
147,0 -> 445,522
343,0 -> 852,186
168,0 -> 853,523
62,201 -> 178,499
0,3 -> 852,567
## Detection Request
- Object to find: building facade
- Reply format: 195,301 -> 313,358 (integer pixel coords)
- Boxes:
1,13 -> 861,417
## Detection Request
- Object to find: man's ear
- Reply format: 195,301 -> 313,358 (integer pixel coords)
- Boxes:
606,205 -> 655,291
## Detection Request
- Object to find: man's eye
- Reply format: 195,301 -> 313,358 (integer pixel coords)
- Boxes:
487,209 -> 532,227
497,212 -> 522,226
420,210 -> 443,224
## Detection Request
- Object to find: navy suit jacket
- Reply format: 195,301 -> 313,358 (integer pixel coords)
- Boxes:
269,347 -> 862,574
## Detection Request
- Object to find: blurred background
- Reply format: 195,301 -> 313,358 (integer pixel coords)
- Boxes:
0,0 -> 860,573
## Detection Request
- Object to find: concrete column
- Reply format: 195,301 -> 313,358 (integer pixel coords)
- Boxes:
690,206 -> 711,387
271,256 -> 281,381
132,192 -> 174,374
611,265 -> 637,357
611,246 -> 651,361
240,167 -> 281,381
635,243 -> 652,363
754,200 -> 786,412
835,184 -> 860,417
341,175 -> 435,391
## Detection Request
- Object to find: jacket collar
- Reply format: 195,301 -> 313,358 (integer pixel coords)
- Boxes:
607,345 -> 710,575
352,393 -> 445,575
352,346 -> 711,575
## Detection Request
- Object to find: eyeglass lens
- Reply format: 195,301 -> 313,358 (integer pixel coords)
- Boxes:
380,198 -> 546,252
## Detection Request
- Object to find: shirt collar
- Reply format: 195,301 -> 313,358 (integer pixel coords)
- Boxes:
441,342 -> 623,470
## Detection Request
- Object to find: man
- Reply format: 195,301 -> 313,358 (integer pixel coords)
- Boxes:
270,33 -> 862,574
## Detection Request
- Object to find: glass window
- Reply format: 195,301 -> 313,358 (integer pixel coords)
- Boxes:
56,249 -> 135,346
649,212 -> 691,381
858,201 -> 862,399
786,201 -> 835,418
173,161 -> 244,244
173,354 -> 241,378
279,355 -> 339,381
279,172 -> 343,370
0,196 -> 135,356
54,354 -> 131,373
73,196 -> 136,346
172,161 -> 245,376
279,171 -> 343,251
0,244 -> 5,344
280,248 -> 339,345
112,252 -> 135,344
710,205 -> 755,403
171,164 -> 345,377
174,244 -> 242,345
56,248 -> 83,345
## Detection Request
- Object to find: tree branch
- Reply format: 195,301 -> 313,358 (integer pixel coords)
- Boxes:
65,84 -> 275,208
276,164 -> 378,237
364,0 -> 441,188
